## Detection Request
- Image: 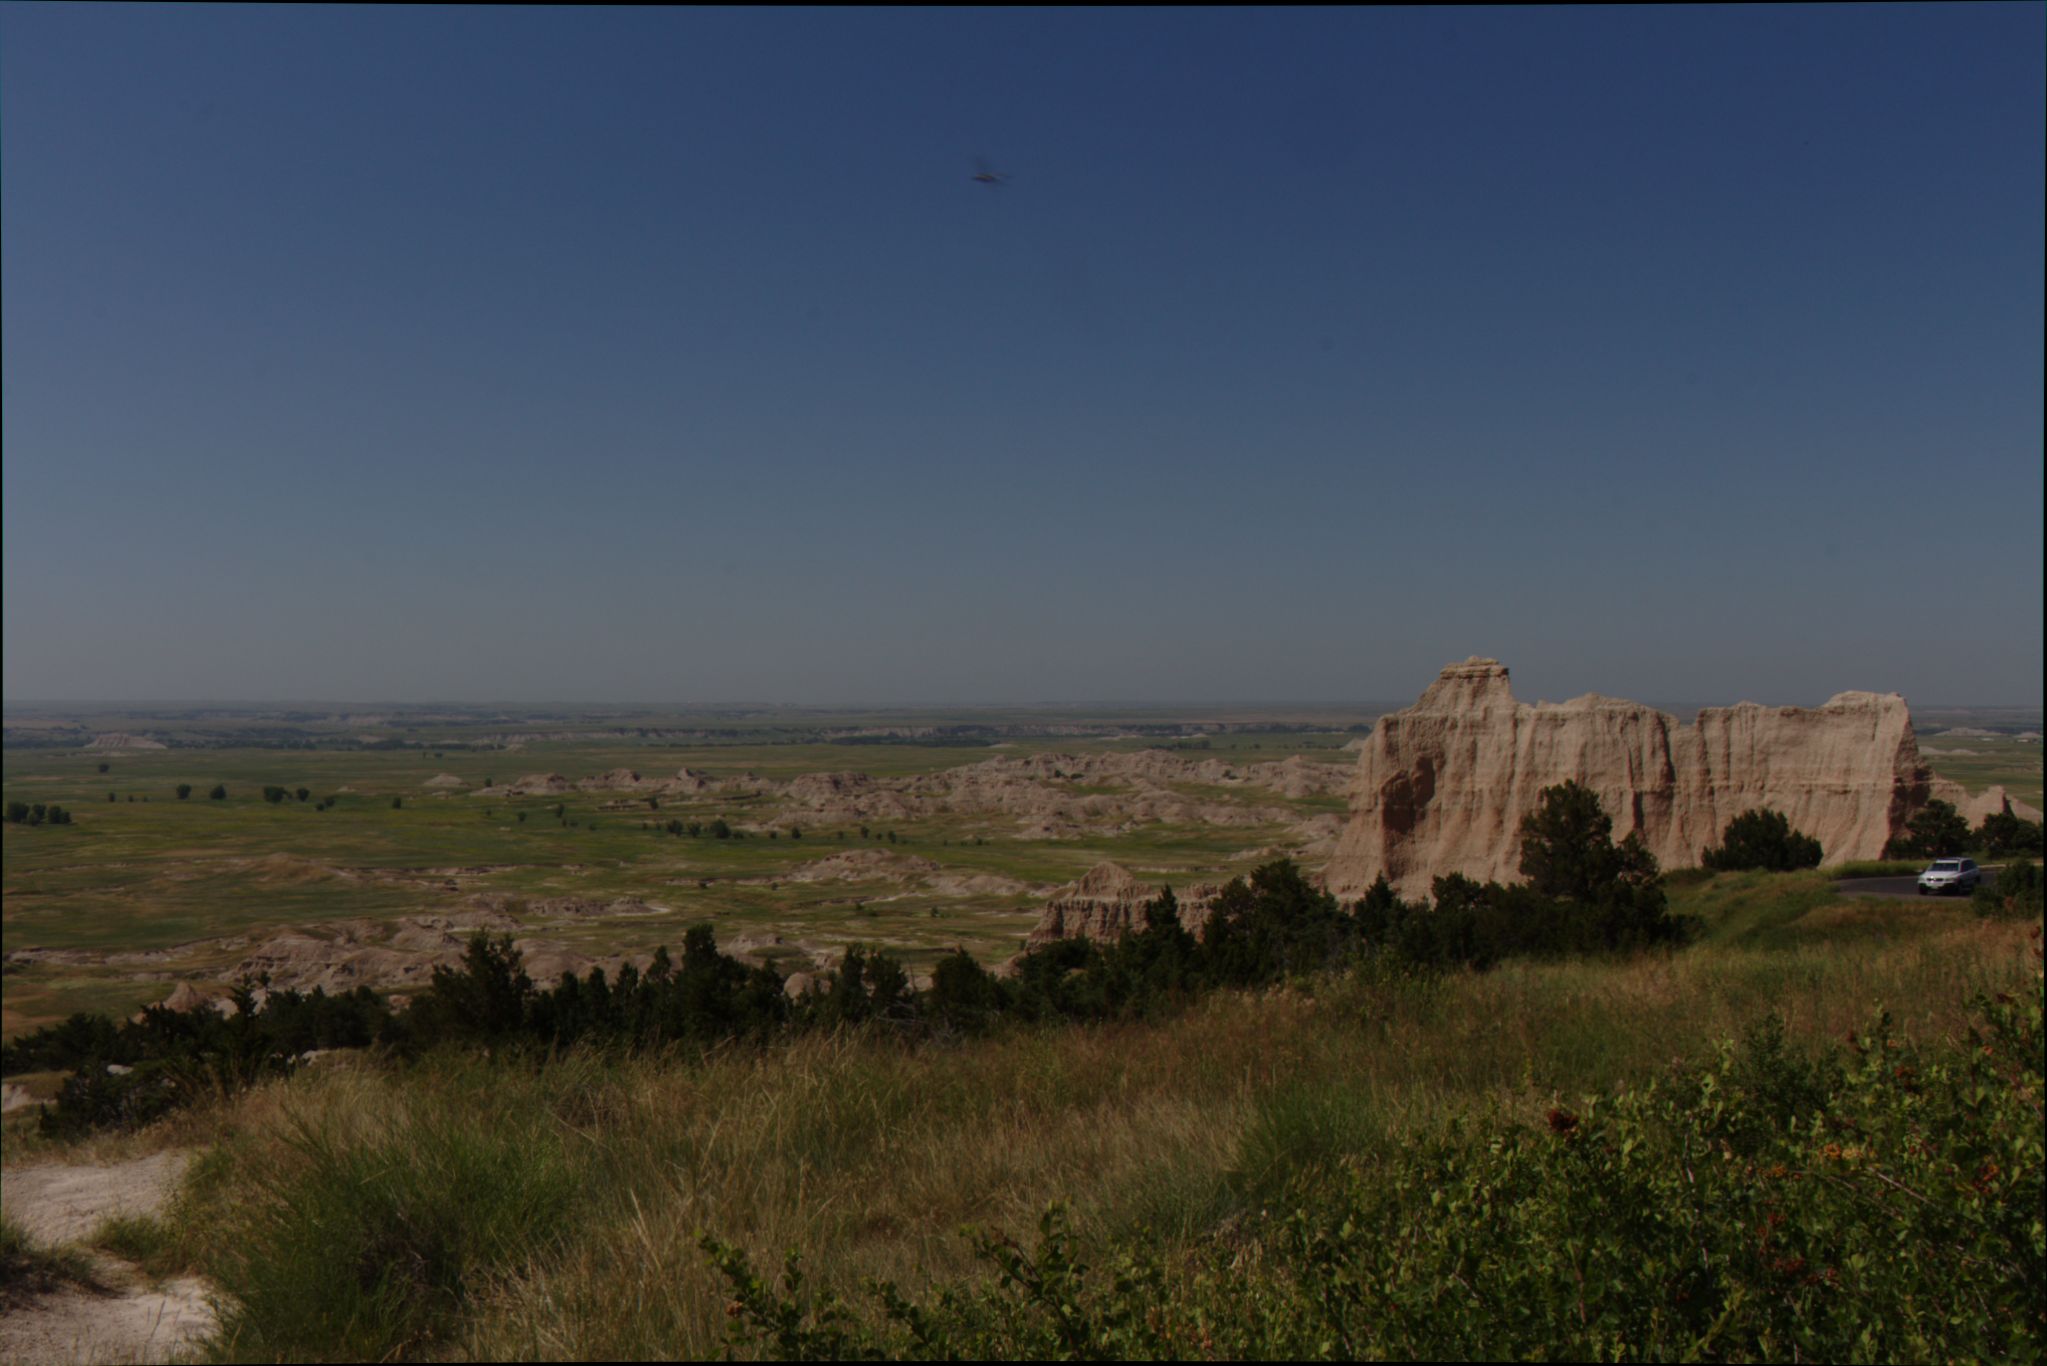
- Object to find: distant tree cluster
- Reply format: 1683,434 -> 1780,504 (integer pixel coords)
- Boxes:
0,981 -> 386,1137
5,801 -> 73,826
1883,798 -> 2043,862
1700,809 -> 1825,872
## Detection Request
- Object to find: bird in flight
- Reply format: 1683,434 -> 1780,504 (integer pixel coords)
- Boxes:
970,156 -> 1010,186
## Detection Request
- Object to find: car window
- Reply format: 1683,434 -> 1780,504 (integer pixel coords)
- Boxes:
1931,860 -> 1961,871
1961,860 -> 1976,871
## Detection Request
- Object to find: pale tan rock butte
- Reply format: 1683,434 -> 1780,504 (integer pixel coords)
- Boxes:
1325,658 -> 2039,899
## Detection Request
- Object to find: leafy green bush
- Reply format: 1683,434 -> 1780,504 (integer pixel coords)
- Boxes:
1886,798 -> 1972,859
710,970 -> 2046,1362
1702,809 -> 1825,872
1979,802 -> 2045,859
1974,860 -> 2044,921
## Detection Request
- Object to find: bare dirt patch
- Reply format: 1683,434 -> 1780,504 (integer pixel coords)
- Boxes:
3,1152 -> 191,1247
0,1270 -> 215,1366
1,1150 -> 217,1364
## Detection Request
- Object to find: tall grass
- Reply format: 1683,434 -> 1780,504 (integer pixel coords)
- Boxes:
201,1067 -> 579,1362
152,899 -> 2038,1362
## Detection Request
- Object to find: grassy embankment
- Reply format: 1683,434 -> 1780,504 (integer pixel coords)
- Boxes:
10,869 -> 2033,1361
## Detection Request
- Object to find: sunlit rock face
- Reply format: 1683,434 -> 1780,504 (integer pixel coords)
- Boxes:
1324,658 -> 2031,899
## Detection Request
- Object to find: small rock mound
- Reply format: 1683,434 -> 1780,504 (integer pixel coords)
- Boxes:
1024,861 -> 1218,948
781,850 -> 942,884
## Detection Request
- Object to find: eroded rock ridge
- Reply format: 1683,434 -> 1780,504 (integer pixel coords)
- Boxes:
1325,658 -> 2035,898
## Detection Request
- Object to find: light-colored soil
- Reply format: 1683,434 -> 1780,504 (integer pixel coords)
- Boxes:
1,1151 -> 218,1365
3,1151 -> 192,1247
0,1265 -> 214,1366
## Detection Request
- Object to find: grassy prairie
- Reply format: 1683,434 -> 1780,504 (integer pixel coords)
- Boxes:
4,715 -> 2038,1035
2,734 -> 1353,1034
1918,733 -> 2045,810
57,881 -> 2029,1362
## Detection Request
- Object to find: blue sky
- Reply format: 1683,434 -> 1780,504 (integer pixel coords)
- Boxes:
3,5 -> 2041,706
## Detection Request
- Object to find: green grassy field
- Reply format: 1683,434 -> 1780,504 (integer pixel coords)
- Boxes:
2,731 -> 1353,1035
3,707 -> 2035,1039
1917,733 -> 2044,810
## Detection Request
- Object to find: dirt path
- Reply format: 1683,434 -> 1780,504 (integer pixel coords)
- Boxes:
1,1151 -> 218,1365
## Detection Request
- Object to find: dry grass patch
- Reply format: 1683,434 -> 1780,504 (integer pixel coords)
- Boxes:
106,913 -> 2040,1361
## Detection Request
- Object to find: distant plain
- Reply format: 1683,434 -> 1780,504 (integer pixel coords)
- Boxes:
2,702 -> 2037,1037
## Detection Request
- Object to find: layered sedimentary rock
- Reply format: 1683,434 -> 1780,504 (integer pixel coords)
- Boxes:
1325,658 -> 2036,899
1024,861 -> 1218,948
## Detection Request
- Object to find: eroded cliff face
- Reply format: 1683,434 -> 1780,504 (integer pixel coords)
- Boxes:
1325,658 -> 2030,899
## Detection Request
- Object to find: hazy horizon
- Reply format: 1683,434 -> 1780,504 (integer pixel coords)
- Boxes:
6,677 -> 2041,714
6,7 -> 2041,709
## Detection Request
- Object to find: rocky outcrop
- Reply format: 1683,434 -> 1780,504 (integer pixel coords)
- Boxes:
1023,862 -> 1219,948
1325,658 -> 2039,899
84,733 -> 167,750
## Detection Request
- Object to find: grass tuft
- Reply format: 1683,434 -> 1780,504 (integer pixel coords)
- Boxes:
0,1213 -> 101,1301
201,1073 -> 578,1363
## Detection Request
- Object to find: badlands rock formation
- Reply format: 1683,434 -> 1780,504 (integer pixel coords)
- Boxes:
473,750 -> 1349,842
84,732 -> 167,751
1325,658 -> 2038,899
1024,862 -> 1219,948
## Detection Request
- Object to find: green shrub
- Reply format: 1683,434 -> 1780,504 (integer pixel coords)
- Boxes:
1979,802 -> 2045,859
1974,860 -> 2044,920
1885,799 -> 1971,859
1702,809 -> 1825,872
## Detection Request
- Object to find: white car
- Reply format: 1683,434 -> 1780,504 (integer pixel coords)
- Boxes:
1917,858 -> 1981,896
